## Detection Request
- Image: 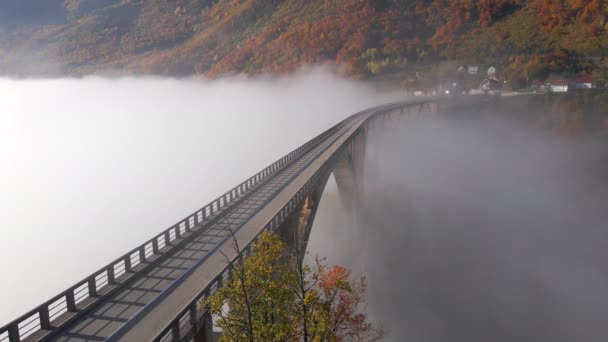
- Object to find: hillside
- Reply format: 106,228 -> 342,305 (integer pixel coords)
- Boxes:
0,0 -> 607,84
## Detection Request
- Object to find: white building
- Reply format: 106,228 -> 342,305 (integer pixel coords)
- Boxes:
468,66 -> 479,75
550,80 -> 569,93
487,66 -> 496,76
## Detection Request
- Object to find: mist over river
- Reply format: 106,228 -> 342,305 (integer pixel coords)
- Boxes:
3,73 -> 607,342
0,71 -> 402,324
309,112 -> 608,341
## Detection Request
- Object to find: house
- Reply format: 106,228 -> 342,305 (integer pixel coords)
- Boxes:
468,66 -> 479,75
549,80 -> 569,93
575,76 -> 593,89
487,66 -> 497,76
531,80 -> 547,92
480,78 -> 501,92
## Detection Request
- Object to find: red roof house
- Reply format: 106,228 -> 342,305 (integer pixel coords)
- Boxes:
575,76 -> 593,89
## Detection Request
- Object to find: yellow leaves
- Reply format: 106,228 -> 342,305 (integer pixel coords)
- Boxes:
203,231 -> 295,341
203,231 -> 381,341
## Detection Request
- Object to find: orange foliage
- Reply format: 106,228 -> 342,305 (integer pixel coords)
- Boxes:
538,0 -> 606,31
316,263 -> 383,342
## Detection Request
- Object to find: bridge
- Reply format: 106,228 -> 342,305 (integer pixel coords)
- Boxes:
1,100 -> 440,342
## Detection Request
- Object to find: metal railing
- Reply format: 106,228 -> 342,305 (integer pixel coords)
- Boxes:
0,100 -> 438,342
149,103 -> 412,342
0,113 -> 353,342
151,133 -> 354,342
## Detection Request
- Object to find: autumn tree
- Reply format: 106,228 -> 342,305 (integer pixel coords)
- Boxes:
203,230 -> 382,341
205,231 -> 296,341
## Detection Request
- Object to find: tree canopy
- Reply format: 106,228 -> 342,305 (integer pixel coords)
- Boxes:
203,231 -> 382,342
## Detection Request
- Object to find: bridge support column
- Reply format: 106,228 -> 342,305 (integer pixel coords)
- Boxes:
193,312 -> 214,342
333,128 -> 366,209
279,174 -> 330,257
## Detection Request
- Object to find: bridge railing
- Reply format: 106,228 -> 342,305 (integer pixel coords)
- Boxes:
150,105 -> 388,342
0,116 -> 349,342
151,100 -> 439,341
153,135 -> 350,342
1,100 -> 435,342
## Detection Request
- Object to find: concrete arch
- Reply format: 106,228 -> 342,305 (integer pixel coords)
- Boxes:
277,100 -> 441,255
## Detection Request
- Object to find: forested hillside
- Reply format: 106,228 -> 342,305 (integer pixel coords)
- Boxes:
1,0 -> 606,83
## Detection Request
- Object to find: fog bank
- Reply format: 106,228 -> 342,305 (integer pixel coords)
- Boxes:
310,112 -> 608,341
0,70 -> 403,324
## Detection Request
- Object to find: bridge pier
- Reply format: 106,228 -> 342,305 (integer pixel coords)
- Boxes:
279,174 -> 330,258
333,128 -> 366,209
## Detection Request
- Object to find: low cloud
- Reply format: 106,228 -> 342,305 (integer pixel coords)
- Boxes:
310,108 -> 608,341
0,70 -> 404,324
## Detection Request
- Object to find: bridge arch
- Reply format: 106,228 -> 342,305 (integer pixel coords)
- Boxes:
277,100 -> 440,260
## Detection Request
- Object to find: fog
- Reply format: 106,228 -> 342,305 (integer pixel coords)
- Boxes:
3,72 -> 607,341
0,70 -> 403,324
309,112 -> 608,341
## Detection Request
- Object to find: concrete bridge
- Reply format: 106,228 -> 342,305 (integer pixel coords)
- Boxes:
0,100 -> 440,342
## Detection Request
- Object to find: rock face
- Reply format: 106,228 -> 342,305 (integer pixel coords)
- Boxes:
0,0 -> 606,79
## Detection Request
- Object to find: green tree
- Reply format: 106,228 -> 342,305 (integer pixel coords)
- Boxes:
202,231 -> 382,342
205,231 -> 296,341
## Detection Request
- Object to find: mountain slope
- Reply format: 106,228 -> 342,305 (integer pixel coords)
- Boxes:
0,0 -> 606,82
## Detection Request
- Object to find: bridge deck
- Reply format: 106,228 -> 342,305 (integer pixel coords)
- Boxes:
50,111 -> 368,341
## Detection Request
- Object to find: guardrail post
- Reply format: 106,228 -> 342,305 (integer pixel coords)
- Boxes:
153,238 -> 159,254
139,247 -> 146,263
125,255 -> 132,273
108,266 -> 116,284
165,231 -> 172,245
176,225 -> 182,239
88,277 -> 97,297
171,321 -> 180,341
189,305 -> 198,329
40,306 -> 52,330
8,324 -> 20,342
66,291 -> 76,312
